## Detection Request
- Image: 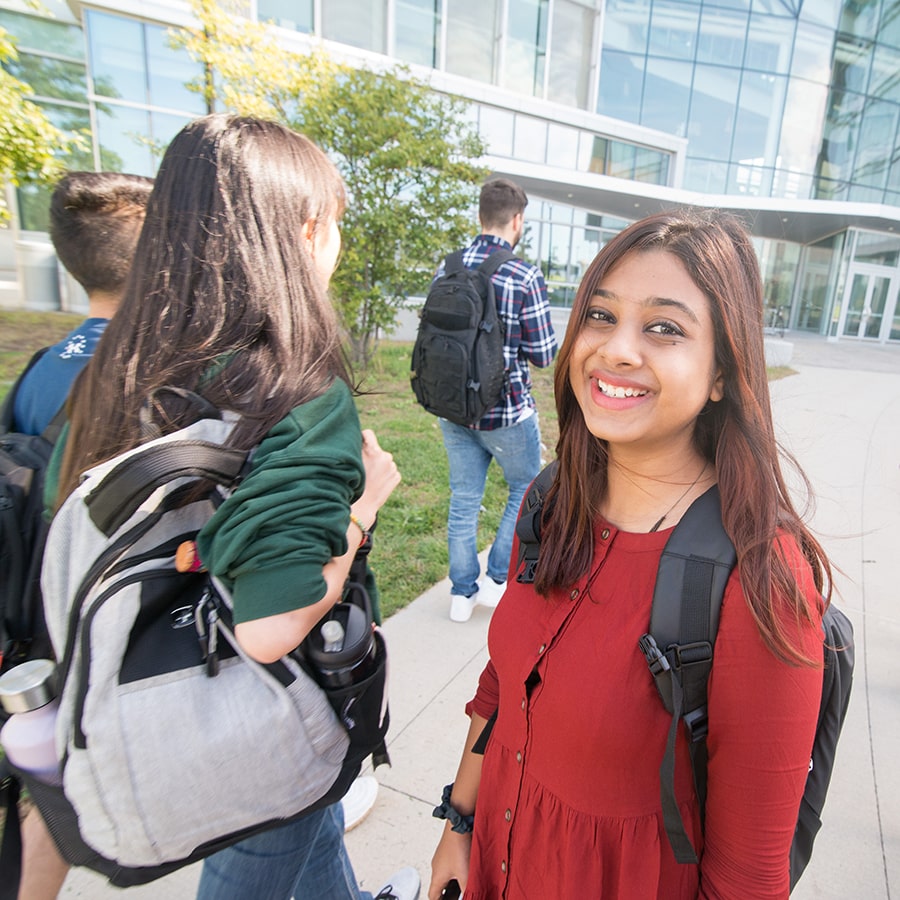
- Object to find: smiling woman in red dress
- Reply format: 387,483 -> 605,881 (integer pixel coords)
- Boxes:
429,210 -> 831,900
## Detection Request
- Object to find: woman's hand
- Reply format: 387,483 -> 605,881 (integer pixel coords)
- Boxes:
352,429 -> 401,528
428,823 -> 471,900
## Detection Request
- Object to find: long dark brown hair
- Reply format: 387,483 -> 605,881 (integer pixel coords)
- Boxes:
58,115 -> 349,503
536,209 -> 830,665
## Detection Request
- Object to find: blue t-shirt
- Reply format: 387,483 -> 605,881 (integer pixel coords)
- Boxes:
12,318 -> 108,436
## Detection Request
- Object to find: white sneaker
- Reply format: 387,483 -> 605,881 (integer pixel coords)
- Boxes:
341,774 -> 378,832
477,577 -> 506,609
449,591 -> 478,622
373,865 -> 421,899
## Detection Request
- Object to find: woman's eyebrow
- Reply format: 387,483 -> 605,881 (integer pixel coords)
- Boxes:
592,289 -> 700,324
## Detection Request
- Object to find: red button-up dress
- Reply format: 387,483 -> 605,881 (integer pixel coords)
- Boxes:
464,523 -> 823,899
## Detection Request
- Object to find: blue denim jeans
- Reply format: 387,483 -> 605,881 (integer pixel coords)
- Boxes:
439,414 -> 542,598
196,803 -> 377,900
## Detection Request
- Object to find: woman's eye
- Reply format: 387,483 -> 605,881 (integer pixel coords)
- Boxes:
647,320 -> 685,337
586,308 -> 614,324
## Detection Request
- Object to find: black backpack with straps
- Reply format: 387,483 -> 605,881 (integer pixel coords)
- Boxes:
0,347 -> 67,675
514,462 -> 854,891
411,248 -> 515,426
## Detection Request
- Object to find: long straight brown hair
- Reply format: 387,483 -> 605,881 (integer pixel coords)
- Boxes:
58,115 -> 350,503
536,209 -> 830,665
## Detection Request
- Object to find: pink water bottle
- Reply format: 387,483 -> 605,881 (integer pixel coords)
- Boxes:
0,658 -> 62,784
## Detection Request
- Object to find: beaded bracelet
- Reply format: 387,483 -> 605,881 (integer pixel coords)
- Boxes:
432,783 -> 474,834
349,513 -> 371,547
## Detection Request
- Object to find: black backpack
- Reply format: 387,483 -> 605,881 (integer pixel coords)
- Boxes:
411,248 -> 515,426
515,463 -> 854,891
0,348 -> 65,676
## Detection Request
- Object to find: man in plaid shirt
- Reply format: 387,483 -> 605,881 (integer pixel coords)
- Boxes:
435,178 -> 557,623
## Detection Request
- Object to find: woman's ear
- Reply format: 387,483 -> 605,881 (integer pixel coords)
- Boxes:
709,369 -> 725,403
300,218 -> 316,252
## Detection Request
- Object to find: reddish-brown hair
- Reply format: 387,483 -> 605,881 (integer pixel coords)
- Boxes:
536,209 -> 829,665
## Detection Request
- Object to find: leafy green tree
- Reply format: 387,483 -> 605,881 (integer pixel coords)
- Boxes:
0,27 -> 77,223
173,0 -> 486,364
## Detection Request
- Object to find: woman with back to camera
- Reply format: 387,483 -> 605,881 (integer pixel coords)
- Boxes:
428,210 -> 830,898
57,114 -> 419,900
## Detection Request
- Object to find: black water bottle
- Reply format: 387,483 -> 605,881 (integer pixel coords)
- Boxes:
304,583 -> 378,689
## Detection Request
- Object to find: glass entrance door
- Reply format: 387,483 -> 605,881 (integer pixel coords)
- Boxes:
839,267 -> 897,340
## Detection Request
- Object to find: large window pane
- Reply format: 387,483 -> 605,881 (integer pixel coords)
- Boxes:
601,0 -> 649,53
633,146 -> 669,184
96,105 -> 154,175
840,0 -> 881,38
818,89 -> 864,184
798,0 -> 841,29
87,11 -> 146,104
546,123 -> 579,169
832,34 -> 874,95
446,0 -> 497,82
478,106 -> 514,156
504,0 -> 548,96
648,0 -> 700,61
869,44 -> 900,103
513,116 -> 547,163
641,57 -> 691,137
322,0 -> 386,53
596,50 -> 643,122
0,10 -> 84,58
695,5 -> 747,66
791,21 -> 835,84
687,65 -> 740,160
395,0 -> 440,67
880,1 -> 900,49
733,72 -> 786,165
684,157 -> 728,192
547,0 -> 595,108
777,77 -> 828,179
853,99 -> 898,188
7,53 -> 87,103
744,12 -> 793,73
258,0 -> 314,33
146,24 -> 205,114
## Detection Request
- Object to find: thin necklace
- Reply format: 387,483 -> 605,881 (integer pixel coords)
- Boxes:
648,463 -> 709,533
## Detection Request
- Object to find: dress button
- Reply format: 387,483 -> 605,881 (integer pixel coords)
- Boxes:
570,588 -> 579,600
521,698 -> 526,710
504,808 -> 511,821
601,528 -> 610,539
501,860 -> 507,873
516,750 -> 523,763
538,643 -> 546,654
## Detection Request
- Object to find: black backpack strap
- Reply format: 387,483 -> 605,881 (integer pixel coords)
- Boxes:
638,484 -> 736,864
515,461 -> 558,585
0,757 -> 23,900
0,347 -> 51,435
85,440 -> 251,536
475,248 -> 515,279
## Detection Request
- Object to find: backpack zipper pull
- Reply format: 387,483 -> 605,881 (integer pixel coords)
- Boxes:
205,605 -> 219,677
195,591 -> 209,662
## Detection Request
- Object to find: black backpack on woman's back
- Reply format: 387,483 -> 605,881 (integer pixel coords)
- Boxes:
515,463 -> 854,891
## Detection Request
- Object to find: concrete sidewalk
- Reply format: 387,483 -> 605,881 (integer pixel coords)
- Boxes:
60,338 -> 900,899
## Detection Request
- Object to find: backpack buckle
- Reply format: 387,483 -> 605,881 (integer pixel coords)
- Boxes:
683,705 -> 709,742
639,633 -> 670,676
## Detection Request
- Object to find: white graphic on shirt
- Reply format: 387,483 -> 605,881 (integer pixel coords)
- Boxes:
60,334 -> 87,359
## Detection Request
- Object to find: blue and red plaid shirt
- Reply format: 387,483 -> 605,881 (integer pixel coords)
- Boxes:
433,234 -> 557,430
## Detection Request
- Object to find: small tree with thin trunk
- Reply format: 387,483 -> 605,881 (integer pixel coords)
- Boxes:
173,0 -> 486,364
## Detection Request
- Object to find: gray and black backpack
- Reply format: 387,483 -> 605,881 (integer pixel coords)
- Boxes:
411,248 -> 514,426
0,402 -> 390,891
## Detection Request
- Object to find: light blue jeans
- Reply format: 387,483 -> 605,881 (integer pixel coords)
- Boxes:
440,414 -> 542,598
196,803 -> 377,900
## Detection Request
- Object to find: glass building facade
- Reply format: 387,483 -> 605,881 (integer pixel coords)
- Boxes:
3,0 -> 900,342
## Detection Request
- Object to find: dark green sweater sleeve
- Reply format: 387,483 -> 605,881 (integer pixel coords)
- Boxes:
196,380 -> 365,624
